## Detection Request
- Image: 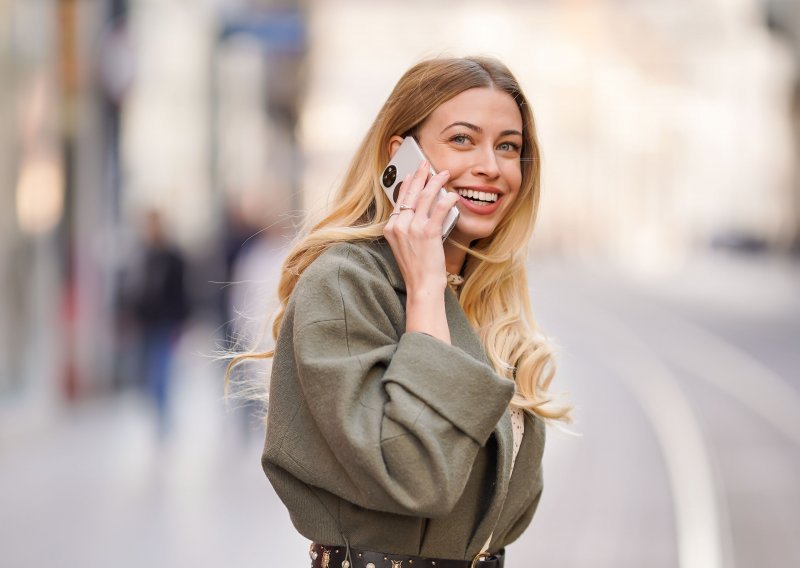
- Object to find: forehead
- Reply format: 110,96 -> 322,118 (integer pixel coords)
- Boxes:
427,87 -> 522,132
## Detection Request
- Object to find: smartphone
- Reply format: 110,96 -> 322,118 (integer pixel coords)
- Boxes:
380,136 -> 460,240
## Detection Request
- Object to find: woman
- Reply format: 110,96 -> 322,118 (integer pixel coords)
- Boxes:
228,56 -> 570,568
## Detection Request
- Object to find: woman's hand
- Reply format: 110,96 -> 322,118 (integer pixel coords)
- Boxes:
383,160 -> 460,343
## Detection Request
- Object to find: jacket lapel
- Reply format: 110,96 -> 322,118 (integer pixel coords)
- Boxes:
464,409 -> 513,556
487,412 -> 545,544
443,288 -> 485,362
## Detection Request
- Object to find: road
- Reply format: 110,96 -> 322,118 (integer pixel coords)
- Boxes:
1,250 -> 798,567
520,251 -> 800,568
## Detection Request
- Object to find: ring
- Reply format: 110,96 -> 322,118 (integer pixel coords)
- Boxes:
398,204 -> 415,212
389,212 -> 401,217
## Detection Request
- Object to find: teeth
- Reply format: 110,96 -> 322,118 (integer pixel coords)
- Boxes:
456,189 -> 498,203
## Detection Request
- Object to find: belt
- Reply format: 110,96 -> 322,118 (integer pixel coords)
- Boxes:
309,543 -> 505,568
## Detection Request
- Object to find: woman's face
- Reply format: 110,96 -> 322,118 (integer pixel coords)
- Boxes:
414,87 -> 524,245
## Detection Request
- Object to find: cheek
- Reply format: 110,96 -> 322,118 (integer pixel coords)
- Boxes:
438,154 -> 470,176
499,167 -> 522,215
501,193 -> 519,219
504,164 -> 522,195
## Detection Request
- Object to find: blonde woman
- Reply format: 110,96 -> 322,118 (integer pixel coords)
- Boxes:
228,56 -> 569,568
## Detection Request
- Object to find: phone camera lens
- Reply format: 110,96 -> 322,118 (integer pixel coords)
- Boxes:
382,165 -> 397,188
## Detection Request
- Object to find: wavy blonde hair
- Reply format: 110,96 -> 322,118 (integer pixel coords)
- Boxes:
227,56 -> 570,422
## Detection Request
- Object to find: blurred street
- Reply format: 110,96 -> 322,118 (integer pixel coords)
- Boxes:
1,250 -> 797,568
3,1 -> 800,567
521,251 -> 800,568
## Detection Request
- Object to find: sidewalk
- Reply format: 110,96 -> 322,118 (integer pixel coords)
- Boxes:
0,320 -> 306,567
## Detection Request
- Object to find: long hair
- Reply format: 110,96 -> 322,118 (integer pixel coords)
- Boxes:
227,56 -> 570,422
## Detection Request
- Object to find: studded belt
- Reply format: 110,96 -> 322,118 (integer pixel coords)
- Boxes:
310,543 -> 505,568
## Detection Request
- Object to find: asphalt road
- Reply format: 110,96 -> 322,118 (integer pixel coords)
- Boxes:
1,251 -> 797,567
519,251 -> 800,568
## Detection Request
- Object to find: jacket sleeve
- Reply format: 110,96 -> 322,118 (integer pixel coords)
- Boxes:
265,244 -> 515,517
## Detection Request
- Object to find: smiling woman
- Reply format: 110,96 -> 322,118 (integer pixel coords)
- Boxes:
226,56 -> 570,568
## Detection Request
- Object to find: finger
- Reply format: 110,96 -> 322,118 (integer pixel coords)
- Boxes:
384,213 -> 397,235
383,215 -> 405,248
401,159 -> 431,210
393,173 -> 414,212
384,217 -> 412,261
415,170 -> 450,219
428,190 -> 461,229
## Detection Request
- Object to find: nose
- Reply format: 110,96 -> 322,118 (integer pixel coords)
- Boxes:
470,145 -> 500,179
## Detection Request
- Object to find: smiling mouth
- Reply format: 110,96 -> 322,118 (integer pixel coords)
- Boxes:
456,188 -> 499,205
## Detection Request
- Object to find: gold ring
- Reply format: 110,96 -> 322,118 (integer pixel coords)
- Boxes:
389,212 -> 401,217
398,204 -> 415,212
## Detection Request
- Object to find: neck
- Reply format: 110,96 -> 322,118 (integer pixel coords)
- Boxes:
443,239 -> 468,275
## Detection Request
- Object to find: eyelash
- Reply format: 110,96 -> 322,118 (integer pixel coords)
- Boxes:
498,142 -> 521,152
449,134 -> 521,153
449,134 -> 473,145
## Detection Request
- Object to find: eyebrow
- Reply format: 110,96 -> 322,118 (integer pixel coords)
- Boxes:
441,121 -> 523,138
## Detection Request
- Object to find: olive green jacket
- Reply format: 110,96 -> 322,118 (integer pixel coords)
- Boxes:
263,239 -> 545,561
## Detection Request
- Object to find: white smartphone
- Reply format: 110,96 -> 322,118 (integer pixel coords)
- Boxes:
380,136 -> 460,240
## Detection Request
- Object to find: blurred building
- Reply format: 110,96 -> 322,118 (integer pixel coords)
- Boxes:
765,0 -> 800,252
0,0 -> 307,435
301,0 -> 798,275
0,0 -> 798,433
1,0 -> 74,437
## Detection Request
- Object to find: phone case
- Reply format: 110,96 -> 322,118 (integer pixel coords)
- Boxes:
380,136 -> 459,239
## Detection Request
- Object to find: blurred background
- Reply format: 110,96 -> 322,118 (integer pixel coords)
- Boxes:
1,0 -> 799,567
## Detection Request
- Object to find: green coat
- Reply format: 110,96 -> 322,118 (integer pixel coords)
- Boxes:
263,239 -> 546,561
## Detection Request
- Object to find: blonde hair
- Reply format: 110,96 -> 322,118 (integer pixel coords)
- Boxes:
227,56 -> 570,422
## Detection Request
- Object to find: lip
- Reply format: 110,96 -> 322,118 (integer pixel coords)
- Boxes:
453,186 -> 503,215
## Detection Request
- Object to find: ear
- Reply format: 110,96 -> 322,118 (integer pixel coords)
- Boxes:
387,135 -> 405,159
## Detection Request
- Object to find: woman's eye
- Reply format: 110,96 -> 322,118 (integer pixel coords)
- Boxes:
450,134 -> 472,145
498,142 -> 521,153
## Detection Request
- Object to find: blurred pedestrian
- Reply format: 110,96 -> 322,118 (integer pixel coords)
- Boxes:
228,56 -> 570,567
130,209 -> 189,439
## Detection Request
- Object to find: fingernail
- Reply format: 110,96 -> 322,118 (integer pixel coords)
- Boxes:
439,170 -> 450,177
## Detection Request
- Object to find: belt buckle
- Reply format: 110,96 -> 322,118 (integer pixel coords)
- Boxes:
471,551 -> 488,568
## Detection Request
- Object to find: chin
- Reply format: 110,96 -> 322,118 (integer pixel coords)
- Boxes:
451,222 -> 496,244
